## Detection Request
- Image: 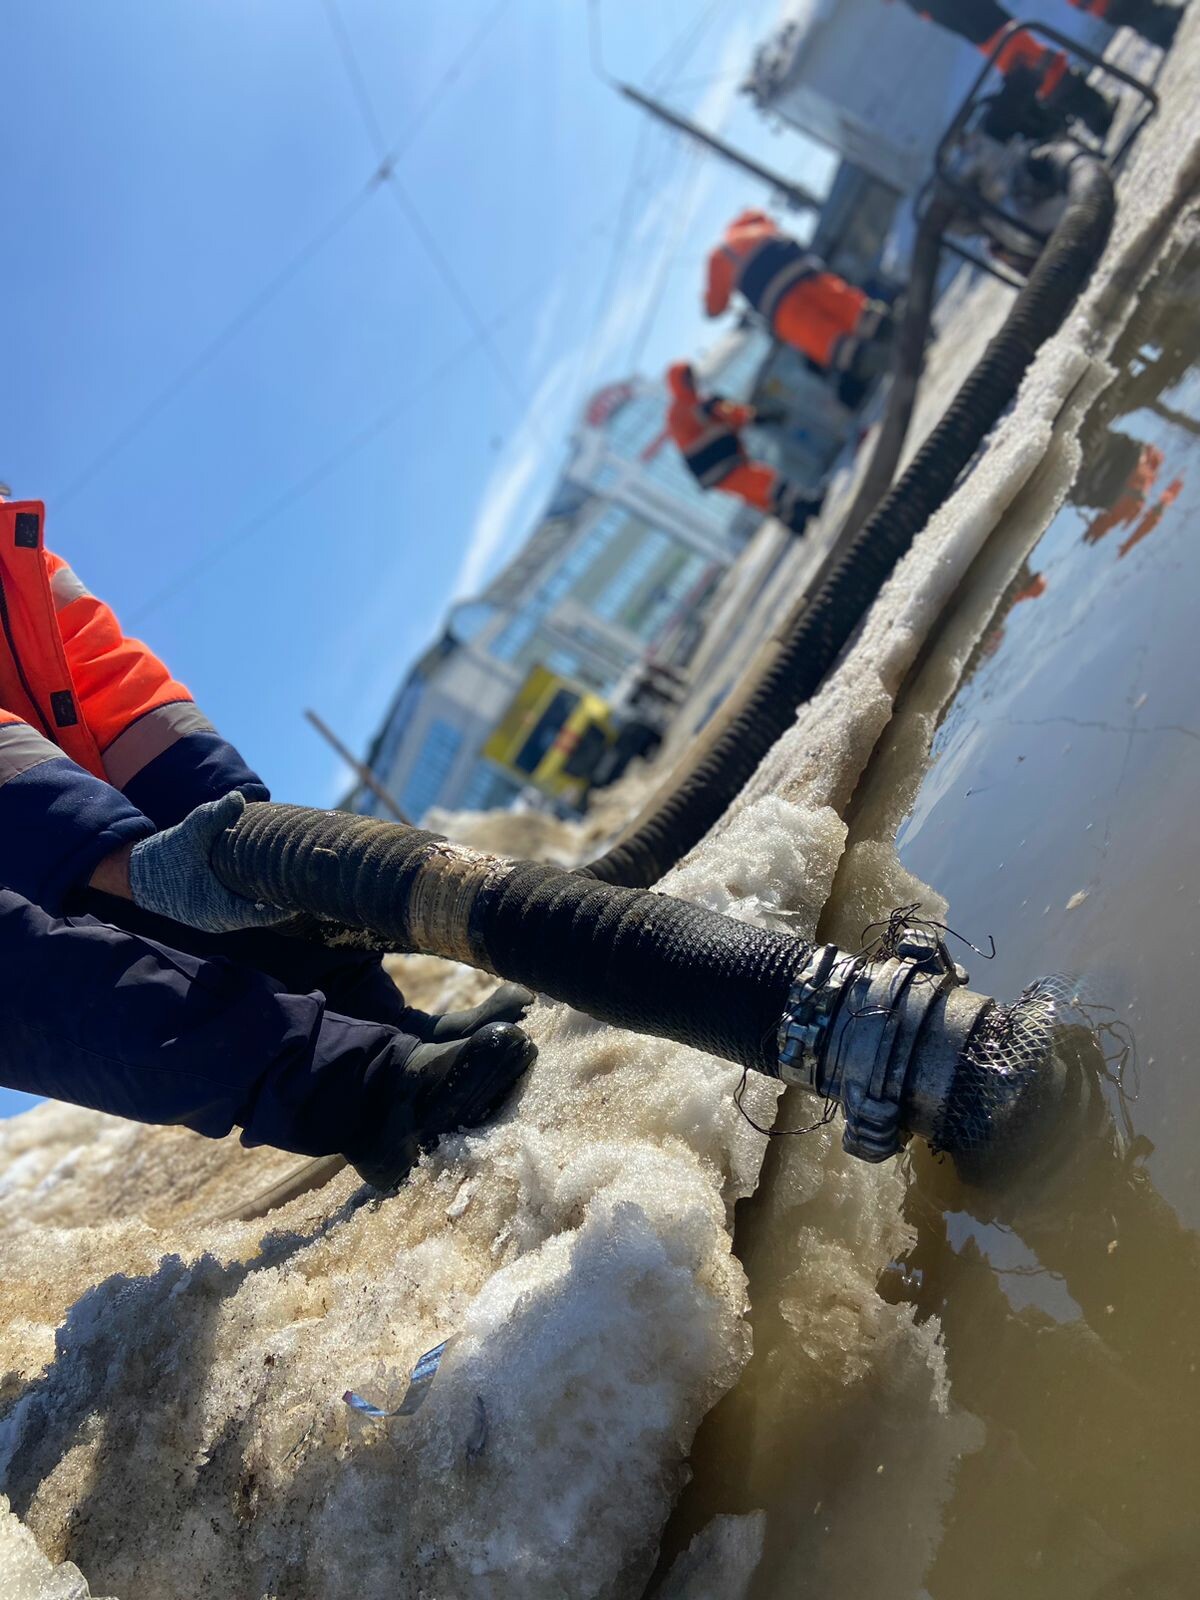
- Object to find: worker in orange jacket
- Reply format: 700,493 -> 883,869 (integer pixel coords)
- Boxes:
704,211 -> 890,385
665,362 -> 823,535
1068,0 -> 1181,45
0,497 -> 534,1187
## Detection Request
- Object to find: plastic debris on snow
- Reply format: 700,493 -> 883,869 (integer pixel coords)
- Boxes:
344,1338 -> 450,1419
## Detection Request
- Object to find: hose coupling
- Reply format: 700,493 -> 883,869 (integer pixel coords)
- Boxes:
776,931 -> 993,1163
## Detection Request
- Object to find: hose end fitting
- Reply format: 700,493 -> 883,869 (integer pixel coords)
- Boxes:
776,932 -> 993,1164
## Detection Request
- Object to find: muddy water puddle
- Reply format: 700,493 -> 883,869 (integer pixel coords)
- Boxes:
857,244 -> 1200,1600
657,244 -> 1200,1599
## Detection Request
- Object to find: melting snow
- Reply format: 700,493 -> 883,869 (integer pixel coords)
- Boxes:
2,15 -> 1200,1598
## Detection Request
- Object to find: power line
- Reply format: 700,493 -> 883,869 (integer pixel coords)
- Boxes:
589,0 -> 734,92
387,0 -> 512,154
126,214 -> 612,625
128,326 -> 499,626
624,144 -> 706,376
53,183 -> 377,510
52,0 -> 513,511
320,0 -> 390,153
646,0 -> 734,88
574,0 -> 736,402
382,176 -> 529,412
565,108 -> 657,416
658,67 -> 746,98
321,0 -> 529,416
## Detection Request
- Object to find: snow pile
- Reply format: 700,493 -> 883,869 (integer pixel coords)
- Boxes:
0,1495 -> 113,1600
2,17 -> 1200,1600
0,797 -> 842,1600
656,1512 -> 766,1600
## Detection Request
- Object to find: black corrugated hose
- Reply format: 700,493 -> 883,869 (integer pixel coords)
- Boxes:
835,192 -> 952,545
212,155 -> 1113,1087
581,151 -> 1114,889
213,804 -> 809,1074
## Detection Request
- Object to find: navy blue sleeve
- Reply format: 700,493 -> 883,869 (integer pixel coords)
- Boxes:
0,754 -> 155,914
121,729 -> 270,831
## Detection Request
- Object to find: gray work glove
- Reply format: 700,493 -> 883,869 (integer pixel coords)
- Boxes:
129,791 -> 289,934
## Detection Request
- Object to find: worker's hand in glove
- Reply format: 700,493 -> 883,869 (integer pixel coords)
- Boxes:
127,791 -> 290,933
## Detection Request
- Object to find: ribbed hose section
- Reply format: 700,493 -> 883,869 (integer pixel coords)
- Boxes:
836,195 -> 951,543
213,802 -> 449,947
213,803 -> 809,1074
583,155 -> 1114,889
481,862 -> 804,1072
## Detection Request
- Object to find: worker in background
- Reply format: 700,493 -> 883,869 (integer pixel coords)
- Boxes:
0,497 -> 535,1189
665,362 -> 824,536
704,211 -> 891,395
890,0 -> 1181,136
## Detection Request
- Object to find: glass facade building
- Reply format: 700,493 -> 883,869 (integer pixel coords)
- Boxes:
352,351 -> 776,822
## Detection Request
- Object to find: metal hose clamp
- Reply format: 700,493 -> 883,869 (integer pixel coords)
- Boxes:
776,929 -> 992,1162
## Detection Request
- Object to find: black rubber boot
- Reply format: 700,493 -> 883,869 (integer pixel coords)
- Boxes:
1106,0 -> 1182,48
400,981 -> 534,1043
350,1021 -> 537,1190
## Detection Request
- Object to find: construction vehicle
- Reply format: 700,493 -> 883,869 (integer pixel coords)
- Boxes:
482,662 -> 687,811
481,665 -> 617,810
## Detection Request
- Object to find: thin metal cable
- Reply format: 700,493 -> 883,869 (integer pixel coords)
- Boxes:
126,220 -> 612,624
53,183 -> 377,510
321,0 -> 530,416
54,0 -> 513,510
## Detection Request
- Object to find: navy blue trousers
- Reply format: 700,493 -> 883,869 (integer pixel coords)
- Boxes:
0,888 -> 422,1159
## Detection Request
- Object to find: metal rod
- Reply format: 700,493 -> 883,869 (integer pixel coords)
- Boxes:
617,81 -> 822,214
303,708 -> 411,824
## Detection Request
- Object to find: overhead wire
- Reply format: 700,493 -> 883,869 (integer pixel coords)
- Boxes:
52,183 -> 377,511
115,0 -> 739,621
622,142 -> 708,377
52,0 -> 513,511
574,0 -> 737,402
320,0 -> 531,419
126,211 -> 613,625
565,111 -> 663,419
645,0 -> 735,86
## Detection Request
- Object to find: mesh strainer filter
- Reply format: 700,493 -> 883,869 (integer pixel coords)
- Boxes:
778,947 -> 1086,1178
931,978 -> 1064,1175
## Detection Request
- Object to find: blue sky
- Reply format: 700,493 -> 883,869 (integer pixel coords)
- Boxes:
0,2 -> 831,1114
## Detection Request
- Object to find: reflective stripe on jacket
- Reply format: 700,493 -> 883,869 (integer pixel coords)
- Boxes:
680,422 -> 744,488
705,211 -> 822,325
0,499 -> 266,911
732,236 -> 821,324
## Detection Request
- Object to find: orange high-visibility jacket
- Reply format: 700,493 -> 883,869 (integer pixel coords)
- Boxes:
0,499 -> 265,911
665,363 -> 754,487
704,210 -> 823,323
